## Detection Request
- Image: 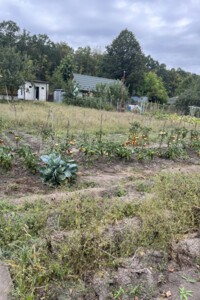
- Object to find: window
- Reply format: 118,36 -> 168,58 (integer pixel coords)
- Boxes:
41,87 -> 44,89
29,86 -> 32,88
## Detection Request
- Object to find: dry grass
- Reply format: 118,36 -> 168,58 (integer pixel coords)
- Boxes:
0,101 -> 199,137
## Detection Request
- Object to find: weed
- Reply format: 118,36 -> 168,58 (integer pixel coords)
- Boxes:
5,183 -> 19,194
115,186 -> 127,197
181,275 -> 197,283
135,181 -> 152,193
113,286 -> 125,299
129,284 -> 142,297
16,145 -> 37,172
137,172 -> 200,249
179,287 -> 193,300
0,146 -> 13,170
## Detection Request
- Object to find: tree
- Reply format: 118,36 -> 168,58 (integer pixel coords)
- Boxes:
0,20 -> 20,48
143,72 -> 168,104
22,59 -> 36,81
74,46 -> 94,75
145,55 -> 160,72
176,74 -> 198,95
145,57 -> 190,98
176,77 -> 200,114
73,46 -> 104,77
95,81 -> 128,107
0,47 -> 24,98
50,55 -> 74,93
102,29 -> 145,95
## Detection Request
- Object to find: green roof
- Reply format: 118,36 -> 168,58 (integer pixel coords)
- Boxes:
73,73 -> 117,92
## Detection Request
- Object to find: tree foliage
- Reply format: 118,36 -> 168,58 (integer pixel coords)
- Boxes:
0,47 -> 24,97
0,20 -> 20,47
102,29 -> 145,95
145,56 -> 190,98
73,46 -> 104,77
143,72 -> 168,104
176,77 -> 200,114
95,81 -> 128,107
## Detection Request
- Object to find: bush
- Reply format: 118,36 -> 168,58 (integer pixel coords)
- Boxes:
64,96 -> 114,111
176,78 -> 200,114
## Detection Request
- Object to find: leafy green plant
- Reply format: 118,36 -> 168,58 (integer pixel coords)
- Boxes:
115,186 -> 127,197
113,144 -> 132,160
129,121 -> 141,136
0,146 -> 13,170
113,286 -> 125,299
190,129 -> 199,141
40,126 -> 54,141
181,275 -> 197,283
16,145 -> 37,173
129,285 -> 142,297
179,287 -> 193,300
39,153 -> 78,186
160,144 -> 188,160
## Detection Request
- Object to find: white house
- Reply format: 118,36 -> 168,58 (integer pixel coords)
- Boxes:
18,80 -> 49,101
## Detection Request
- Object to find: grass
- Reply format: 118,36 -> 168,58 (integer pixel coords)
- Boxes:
0,171 -> 199,298
1,101 -> 199,137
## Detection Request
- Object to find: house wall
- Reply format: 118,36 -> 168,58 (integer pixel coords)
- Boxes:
18,81 -> 49,101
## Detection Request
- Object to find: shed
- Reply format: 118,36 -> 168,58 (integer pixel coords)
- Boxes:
53,89 -> 65,103
18,80 -> 49,101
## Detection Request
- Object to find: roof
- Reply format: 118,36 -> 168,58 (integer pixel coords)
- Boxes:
73,73 -> 117,92
25,80 -> 49,84
131,96 -> 148,102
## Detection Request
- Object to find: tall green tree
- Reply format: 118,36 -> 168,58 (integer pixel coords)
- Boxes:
73,46 -> 104,77
0,47 -> 24,97
143,72 -> 168,104
102,29 -> 145,95
176,77 -> 200,114
145,55 -> 160,73
74,46 -> 94,75
176,74 -> 198,95
0,20 -> 20,47
50,55 -> 74,93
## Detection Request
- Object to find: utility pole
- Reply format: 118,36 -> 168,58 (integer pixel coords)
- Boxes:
120,70 -> 125,112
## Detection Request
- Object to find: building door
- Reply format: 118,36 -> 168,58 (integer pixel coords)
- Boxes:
35,87 -> 39,100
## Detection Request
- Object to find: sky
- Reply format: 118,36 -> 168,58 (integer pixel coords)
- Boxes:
1,0 -> 200,74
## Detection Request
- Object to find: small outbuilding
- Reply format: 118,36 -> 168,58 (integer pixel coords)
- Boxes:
53,89 -> 65,103
18,80 -> 49,101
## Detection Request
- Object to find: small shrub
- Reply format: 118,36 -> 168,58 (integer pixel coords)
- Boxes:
16,145 -> 37,173
0,146 -> 13,170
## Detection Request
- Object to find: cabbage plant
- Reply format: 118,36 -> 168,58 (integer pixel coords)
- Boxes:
39,153 -> 78,186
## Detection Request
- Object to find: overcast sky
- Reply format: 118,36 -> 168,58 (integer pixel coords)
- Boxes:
1,0 -> 200,74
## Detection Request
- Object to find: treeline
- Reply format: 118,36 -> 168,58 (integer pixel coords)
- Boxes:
0,20 -> 200,112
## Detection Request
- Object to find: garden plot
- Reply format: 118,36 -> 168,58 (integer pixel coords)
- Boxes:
0,103 -> 200,299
